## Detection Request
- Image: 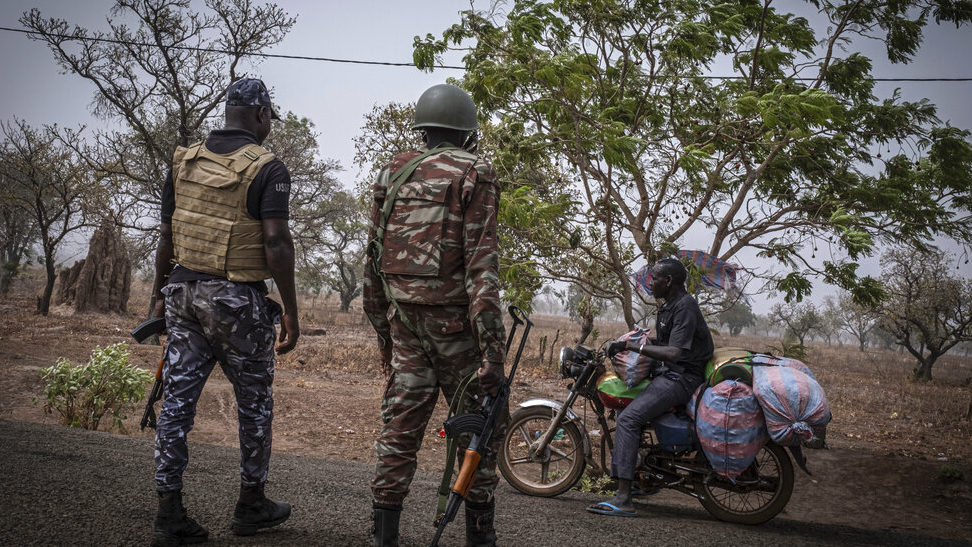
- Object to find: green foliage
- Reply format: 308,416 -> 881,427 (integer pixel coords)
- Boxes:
716,300 -> 757,336
938,465 -> 965,484
574,471 -> 616,495
768,339 -> 810,360
414,0 -> 972,328
40,343 -> 152,431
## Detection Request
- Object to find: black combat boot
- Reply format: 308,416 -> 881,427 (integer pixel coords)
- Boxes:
152,490 -> 208,546
465,499 -> 497,547
372,501 -> 402,547
230,483 -> 292,536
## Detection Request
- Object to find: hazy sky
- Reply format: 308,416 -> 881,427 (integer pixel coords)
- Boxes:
1,1 -> 970,310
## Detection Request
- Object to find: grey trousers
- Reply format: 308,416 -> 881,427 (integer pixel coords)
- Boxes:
610,370 -> 704,481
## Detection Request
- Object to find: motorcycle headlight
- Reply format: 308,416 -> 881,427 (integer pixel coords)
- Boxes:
559,346 -> 586,379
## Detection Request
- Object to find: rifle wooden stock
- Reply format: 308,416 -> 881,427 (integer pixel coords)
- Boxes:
451,449 -> 482,497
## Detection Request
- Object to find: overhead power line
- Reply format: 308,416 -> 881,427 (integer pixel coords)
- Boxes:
3,25 -> 972,82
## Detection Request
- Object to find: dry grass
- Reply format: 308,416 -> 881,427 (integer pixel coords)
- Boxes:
3,270 -> 971,465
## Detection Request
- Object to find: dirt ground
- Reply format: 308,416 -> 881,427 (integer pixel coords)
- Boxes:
1,277 -> 971,543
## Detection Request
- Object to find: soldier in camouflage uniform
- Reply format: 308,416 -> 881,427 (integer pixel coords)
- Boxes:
364,83 -> 507,547
150,78 -> 299,546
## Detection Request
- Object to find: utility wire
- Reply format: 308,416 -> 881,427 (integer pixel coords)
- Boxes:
3,25 -> 972,82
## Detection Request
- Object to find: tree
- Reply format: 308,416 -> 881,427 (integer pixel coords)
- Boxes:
263,113 -> 343,269
414,0 -> 972,326
817,296 -> 843,346
564,283 -> 600,345
0,157 -> 38,294
878,247 -> 972,381
315,191 -> 368,313
834,291 -> 879,351
22,0 -> 296,277
769,301 -> 822,347
0,120 -> 94,315
753,313 -> 776,337
716,300 -> 757,336
352,102 -> 424,195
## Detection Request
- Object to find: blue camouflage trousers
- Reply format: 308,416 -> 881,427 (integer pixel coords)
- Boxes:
156,279 -> 278,492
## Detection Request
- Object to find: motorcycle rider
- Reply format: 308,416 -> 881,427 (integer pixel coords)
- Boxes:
588,257 -> 713,517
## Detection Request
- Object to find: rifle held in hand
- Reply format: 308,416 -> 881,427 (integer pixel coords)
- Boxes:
430,306 -> 532,547
131,317 -> 166,431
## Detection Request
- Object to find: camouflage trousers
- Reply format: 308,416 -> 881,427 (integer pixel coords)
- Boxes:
156,279 -> 278,492
372,303 -> 507,506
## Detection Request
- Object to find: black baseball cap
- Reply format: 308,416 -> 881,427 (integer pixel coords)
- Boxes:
225,78 -> 280,119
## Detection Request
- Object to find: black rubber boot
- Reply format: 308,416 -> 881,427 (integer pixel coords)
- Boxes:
230,484 -> 292,536
465,499 -> 497,547
152,490 -> 208,546
372,501 -> 402,547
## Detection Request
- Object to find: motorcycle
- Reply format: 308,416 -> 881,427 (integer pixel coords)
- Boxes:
498,343 -> 795,525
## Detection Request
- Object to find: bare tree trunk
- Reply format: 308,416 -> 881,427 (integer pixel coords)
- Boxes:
0,266 -> 12,294
578,314 -> 594,345
547,329 -> 561,367
914,358 -> 935,382
38,260 -> 55,316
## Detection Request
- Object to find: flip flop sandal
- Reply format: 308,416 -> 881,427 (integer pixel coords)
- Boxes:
586,502 -> 637,517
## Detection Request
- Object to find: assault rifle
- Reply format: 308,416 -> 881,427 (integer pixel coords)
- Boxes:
130,317 -> 166,431
430,305 -> 532,547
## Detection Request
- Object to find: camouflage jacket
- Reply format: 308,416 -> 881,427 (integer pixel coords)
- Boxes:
363,145 -> 505,364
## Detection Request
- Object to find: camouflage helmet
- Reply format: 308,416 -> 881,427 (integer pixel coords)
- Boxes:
412,84 -> 479,131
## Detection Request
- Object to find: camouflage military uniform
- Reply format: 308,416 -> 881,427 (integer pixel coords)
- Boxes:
156,280 -> 281,491
364,144 -> 506,506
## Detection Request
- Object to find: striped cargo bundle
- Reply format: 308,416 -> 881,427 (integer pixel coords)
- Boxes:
752,364 -> 831,447
610,327 -> 656,387
695,380 -> 768,480
750,353 -> 816,380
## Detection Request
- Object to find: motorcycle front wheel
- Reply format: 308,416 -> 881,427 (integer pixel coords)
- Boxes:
498,406 -> 587,497
696,442 -> 794,525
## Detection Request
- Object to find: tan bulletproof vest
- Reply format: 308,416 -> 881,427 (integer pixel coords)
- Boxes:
170,142 -> 276,282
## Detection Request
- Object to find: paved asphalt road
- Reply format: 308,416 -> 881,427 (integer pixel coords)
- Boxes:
1,419 -> 967,547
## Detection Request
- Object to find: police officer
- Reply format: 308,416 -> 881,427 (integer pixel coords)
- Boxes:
364,83 -> 507,547
151,77 -> 299,545
588,258 -> 712,517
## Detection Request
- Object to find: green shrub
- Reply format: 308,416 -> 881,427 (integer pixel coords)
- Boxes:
574,471 -> 615,494
40,343 -> 153,431
769,339 -> 810,360
939,465 -> 965,483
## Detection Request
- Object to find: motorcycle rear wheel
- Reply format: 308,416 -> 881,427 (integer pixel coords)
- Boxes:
696,442 -> 794,525
498,406 -> 587,497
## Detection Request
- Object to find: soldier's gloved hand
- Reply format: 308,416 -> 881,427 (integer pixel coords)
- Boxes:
607,340 -> 628,359
478,361 -> 505,396
275,312 -> 300,355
